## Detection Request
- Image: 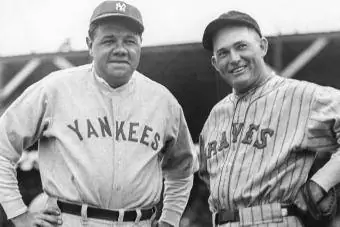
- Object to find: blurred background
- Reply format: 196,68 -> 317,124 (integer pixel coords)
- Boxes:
1,0 -> 340,226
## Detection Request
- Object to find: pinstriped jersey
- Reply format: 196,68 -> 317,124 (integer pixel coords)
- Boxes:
199,73 -> 340,213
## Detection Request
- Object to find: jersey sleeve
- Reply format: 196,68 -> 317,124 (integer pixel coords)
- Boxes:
159,104 -> 194,227
307,85 -> 340,192
0,80 -> 51,218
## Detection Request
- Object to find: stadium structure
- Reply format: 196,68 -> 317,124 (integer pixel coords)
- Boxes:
0,31 -> 340,226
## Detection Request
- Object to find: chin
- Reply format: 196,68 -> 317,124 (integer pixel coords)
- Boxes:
233,73 -> 250,84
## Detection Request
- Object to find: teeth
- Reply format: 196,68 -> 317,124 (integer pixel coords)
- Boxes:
231,66 -> 246,73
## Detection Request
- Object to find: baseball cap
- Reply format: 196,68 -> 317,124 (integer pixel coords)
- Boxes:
90,1 -> 144,34
202,10 -> 262,51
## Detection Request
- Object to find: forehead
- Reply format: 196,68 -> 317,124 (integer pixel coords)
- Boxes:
213,26 -> 259,50
95,21 -> 139,38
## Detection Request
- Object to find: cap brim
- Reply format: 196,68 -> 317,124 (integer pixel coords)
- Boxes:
202,18 -> 257,51
91,13 -> 144,33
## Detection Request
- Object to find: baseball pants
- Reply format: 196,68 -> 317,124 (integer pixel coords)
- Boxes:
61,213 -> 153,227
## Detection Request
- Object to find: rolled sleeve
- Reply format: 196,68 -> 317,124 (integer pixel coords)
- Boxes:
308,86 -> 340,191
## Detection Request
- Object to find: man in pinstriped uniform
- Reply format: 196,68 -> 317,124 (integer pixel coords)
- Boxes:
198,10 -> 340,226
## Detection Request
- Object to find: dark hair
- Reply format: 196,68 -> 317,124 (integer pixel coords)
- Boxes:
88,17 -> 142,41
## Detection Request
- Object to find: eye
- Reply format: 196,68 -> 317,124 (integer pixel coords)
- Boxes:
217,50 -> 228,58
125,38 -> 138,45
102,39 -> 115,44
237,43 -> 247,50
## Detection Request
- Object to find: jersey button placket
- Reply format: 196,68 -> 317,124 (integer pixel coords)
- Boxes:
116,157 -> 122,191
112,95 -> 121,193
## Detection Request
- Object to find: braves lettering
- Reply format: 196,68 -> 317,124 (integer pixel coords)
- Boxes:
67,117 -> 160,150
207,122 -> 274,158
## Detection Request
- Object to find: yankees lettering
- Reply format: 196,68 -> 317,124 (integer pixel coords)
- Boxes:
67,118 -> 161,150
0,1 -> 194,227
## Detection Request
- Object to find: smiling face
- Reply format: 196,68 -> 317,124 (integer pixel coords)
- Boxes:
211,26 -> 268,94
86,20 -> 142,88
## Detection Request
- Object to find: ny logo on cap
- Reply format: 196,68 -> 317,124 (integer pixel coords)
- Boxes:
116,2 -> 126,12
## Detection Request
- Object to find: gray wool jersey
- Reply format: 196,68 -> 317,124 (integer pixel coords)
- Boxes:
0,64 -> 194,226
199,73 -> 340,213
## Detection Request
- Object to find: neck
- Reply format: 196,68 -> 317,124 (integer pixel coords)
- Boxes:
108,79 -> 130,88
93,67 -> 133,88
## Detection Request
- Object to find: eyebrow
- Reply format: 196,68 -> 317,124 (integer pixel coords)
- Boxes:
233,40 -> 247,46
101,34 -> 138,39
101,34 -> 116,40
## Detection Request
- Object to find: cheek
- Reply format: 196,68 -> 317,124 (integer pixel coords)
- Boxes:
132,48 -> 141,57
130,48 -> 141,64
215,59 -> 228,72
92,45 -> 109,57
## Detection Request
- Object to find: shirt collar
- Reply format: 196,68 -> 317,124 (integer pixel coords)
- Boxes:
231,71 -> 276,101
91,64 -> 136,95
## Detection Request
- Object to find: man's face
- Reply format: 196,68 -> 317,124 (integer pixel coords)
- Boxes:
87,21 -> 141,88
211,26 -> 268,93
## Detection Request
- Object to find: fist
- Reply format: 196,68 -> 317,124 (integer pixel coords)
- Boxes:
295,180 -> 326,212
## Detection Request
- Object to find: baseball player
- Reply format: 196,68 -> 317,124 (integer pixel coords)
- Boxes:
198,10 -> 340,226
0,1 -> 194,227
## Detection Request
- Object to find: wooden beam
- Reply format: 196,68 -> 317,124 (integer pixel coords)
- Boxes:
281,37 -> 329,78
52,56 -> 75,69
0,58 -> 41,101
0,51 -> 88,64
267,31 -> 340,43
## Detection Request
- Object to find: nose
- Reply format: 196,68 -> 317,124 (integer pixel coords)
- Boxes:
112,41 -> 128,56
229,49 -> 241,63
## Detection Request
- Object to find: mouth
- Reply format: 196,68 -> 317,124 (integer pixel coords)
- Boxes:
228,65 -> 248,75
109,60 -> 129,65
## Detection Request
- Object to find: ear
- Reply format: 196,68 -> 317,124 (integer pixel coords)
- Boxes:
211,55 -> 218,71
86,37 -> 93,57
259,37 -> 268,57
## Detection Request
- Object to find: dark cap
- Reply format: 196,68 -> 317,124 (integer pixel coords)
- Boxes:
202,10 -> 262,51
90,1 -> 144,34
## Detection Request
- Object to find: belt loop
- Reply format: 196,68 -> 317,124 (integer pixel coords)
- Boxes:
81,204 -> 88,225
212,212 -> 216,227
150,207 -> 157,221
135,208 -> 142,223
118,209 -> 124,222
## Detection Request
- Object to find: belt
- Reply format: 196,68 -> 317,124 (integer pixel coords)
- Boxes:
57,201 -> 155,222
215,204 -> 299,225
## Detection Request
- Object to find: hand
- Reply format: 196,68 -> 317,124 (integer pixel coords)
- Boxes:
295,180 -> 326,213
10,207 -> 62,227
151,220 -> 174,227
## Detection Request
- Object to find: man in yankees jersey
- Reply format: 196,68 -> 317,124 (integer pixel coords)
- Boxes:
0,1 -> 194,227
199,10 -> 340,226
